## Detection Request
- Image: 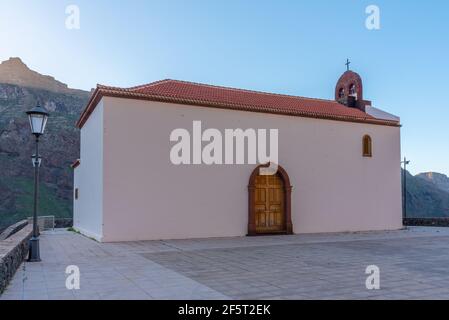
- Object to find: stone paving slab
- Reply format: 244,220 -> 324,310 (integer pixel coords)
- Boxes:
2,227 -> 449,300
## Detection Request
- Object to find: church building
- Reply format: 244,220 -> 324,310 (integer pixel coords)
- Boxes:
72,68 -> 402,242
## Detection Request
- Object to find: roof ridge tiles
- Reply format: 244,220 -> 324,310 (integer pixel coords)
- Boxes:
126,79 -> 340,104
75,80 -> 400,128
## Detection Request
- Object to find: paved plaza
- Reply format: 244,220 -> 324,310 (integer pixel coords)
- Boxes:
2,227 -> 449,300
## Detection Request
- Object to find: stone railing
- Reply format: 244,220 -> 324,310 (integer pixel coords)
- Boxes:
0,223 -> 32,294
404,217 -> 449,227
0,220 -> 29,241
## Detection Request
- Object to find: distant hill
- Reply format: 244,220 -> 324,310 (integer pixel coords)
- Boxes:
0,58 -> 90,229
0,57 -> 87,96
404,170 -> 449,218
416,172 -> 449,193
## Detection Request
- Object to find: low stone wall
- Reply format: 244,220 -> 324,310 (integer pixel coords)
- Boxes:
0,224 -> 32,294
0,220 -> 29,241
404,217 -> 449,227
55,218 -> 73,229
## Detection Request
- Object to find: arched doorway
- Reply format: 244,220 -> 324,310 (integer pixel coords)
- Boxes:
248,164 -> 293,236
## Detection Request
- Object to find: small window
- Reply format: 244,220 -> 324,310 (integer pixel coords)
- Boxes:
75,188 -> 79,200
338,87 -> 345,98
363,135 -> 372,157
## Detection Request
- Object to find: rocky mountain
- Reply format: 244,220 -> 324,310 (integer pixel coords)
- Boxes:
416,172 -> 449,193
0,58 -> 90,230
404,170 -> 449,218
0,58 -> 87,96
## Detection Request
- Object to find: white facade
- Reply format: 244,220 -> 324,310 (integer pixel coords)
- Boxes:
73,101 -> 104,241
73,96 -> 403,242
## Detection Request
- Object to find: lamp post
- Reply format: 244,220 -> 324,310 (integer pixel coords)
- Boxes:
401,157 -> 410,219
26,105 -> 49,262
31,154 -> 42,168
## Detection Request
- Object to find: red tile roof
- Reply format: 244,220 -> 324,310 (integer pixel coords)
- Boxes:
76,79 -> 400,128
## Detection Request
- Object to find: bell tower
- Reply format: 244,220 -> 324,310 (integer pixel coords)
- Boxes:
335,59 -> 371,111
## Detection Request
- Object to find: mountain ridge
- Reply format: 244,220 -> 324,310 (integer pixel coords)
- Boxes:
0,57 -> 90,229
404,170 -> 449,218
0,57 -> 88,96
416,172 -> 449,193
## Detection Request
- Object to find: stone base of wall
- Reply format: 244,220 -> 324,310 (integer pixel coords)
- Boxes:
0,224 -> 32,294
404,217 -> 449,227
55,218 -> 73,229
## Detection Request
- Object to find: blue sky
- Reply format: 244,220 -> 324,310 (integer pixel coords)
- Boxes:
0,0 -> 448,175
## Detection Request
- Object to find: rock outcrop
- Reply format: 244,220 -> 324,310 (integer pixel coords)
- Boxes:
0,58 -> 90,229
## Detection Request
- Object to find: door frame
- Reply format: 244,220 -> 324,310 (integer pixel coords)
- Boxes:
247,163 -> 293,236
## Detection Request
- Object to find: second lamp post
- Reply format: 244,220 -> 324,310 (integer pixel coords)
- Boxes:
26,105 -> 49,262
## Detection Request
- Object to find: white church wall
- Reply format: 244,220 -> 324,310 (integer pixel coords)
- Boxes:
74,100 -> 104,241
99,97 -> 402,242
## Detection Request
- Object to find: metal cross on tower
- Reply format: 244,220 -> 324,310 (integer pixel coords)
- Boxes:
345,58 -> 351,71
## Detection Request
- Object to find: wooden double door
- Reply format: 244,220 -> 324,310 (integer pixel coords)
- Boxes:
254,174 -> 286,233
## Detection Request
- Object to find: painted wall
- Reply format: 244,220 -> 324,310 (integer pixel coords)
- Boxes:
73,100 -> 104,241
96,97 -> 402,242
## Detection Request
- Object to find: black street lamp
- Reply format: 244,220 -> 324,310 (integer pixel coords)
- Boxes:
401,157 -> 411,219
26,105 -> 49,262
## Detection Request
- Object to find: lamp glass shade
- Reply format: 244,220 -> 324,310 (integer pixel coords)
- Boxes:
26,106 -> 49,135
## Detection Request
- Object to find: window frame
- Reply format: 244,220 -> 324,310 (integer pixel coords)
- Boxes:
362,135 -> 372,157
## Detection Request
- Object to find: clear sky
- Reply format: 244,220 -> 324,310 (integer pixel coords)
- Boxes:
1,0 -> 448,175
